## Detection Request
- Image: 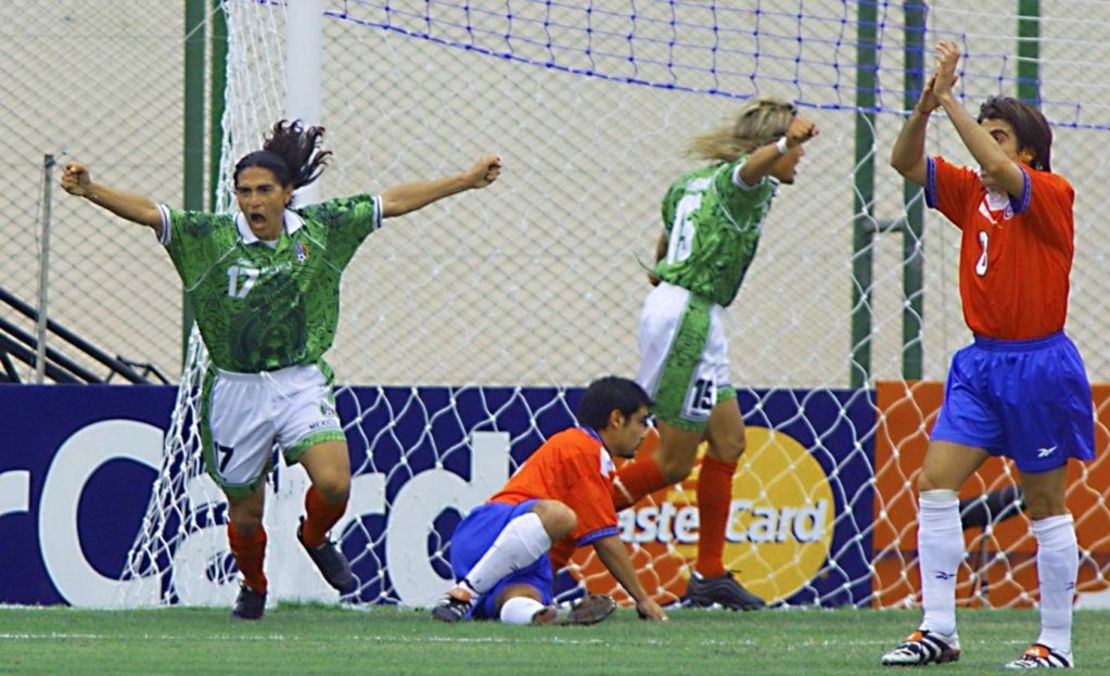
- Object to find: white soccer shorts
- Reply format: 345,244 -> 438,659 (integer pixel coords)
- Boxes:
201,363 -> 344,496
635,281 -> 734,431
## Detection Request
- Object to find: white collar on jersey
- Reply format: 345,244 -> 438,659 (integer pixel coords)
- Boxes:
234,209 -> 305,244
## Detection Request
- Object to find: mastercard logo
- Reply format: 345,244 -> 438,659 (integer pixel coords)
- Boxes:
572,425 -> 835,604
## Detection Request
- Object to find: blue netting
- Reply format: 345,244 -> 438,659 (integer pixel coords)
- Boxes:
322,0 -> 1110,129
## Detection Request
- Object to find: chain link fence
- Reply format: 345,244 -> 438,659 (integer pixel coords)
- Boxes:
0,1 -> 200,383
4,1 -> 1110,389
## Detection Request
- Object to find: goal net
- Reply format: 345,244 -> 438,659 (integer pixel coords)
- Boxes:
121,0 -> 1110,610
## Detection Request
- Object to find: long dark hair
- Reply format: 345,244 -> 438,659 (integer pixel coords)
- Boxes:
233,119 -> 333,198
977,97 -> 1053,172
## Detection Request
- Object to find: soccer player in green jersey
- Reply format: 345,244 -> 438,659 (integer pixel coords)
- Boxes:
61,120 -> 501,620
608,97 -> 818,609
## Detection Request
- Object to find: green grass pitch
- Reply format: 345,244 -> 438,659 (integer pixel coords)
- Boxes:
1,605 -> 1107,674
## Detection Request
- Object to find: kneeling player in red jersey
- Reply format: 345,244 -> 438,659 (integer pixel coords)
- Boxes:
432,376 -> 668,624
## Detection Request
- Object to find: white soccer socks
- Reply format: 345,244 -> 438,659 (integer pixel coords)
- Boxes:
902,495 -> 1078,667
463,512 -> 553,595
499,595 -> 547,625
917,489 -> 962,637
1032,514 -> 1078,657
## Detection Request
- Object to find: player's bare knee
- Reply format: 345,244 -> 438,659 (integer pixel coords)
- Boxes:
655,451 -> 696,483
227,492 -> 264,533
533,500 -> 576,540
707,434 -> 745,464
666,462 -> 695,484
655,423 -> 703,482
228,508 -> 263,535
313,474 -> 350,504
321,485 -> 350,505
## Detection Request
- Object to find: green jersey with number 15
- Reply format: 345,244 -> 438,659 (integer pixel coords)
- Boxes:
653,157 -> 777,307
157,194 -> 381,372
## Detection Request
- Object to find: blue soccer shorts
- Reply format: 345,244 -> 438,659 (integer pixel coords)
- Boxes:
449,499 -> 554,619
930,331 -> 1095,473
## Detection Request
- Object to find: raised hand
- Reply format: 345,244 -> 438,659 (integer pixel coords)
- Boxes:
785,115 -> 819,148
60,162 -> 92,197
916,73 -> 941,114
468,155 -> 502,189
933,40 -> 961,98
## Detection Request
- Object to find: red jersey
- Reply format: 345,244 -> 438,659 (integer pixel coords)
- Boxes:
489,427 -> 619,546
926,156 -> 1074,340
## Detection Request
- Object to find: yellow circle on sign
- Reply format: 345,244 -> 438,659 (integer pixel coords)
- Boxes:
667,426 -> 835,603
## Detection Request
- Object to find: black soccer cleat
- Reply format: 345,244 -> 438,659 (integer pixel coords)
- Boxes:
431,587 -> 475,623
683,571 -> 766,611
297,519 -> 356,595
231,583 -> 266,621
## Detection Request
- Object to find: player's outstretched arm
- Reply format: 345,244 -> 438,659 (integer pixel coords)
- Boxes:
592,534 -> 668,621
736,115 -> 819,186
60,163 -> 163,236
890,74 -> 943,186
380,155 -> 502,218
932,41 -> 1026,197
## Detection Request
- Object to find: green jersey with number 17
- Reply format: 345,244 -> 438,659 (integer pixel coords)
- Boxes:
157,194 -> 381,372
653,157 -> 778,307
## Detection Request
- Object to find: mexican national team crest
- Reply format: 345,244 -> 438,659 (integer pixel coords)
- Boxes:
295,240 -> 309,262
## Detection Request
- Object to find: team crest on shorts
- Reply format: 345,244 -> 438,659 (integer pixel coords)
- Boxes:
320,401 -> 336,418
295,240 -> 309,262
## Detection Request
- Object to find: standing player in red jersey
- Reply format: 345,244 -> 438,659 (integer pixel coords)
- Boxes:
431,376 -> 668,624
881,42 -> 1095,669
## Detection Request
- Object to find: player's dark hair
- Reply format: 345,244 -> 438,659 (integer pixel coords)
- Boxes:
233,119 -> 333,199
577,376 -> 652,430
977,96 -> 1052,172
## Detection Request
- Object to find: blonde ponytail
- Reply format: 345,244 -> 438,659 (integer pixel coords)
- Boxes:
686,96 -> 796,162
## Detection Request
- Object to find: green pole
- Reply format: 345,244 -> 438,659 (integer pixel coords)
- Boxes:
209,0 -> 227,210
1017,0 -> 1040,105
901,2 -> 926,380
851,1 -> 878,388
183,0 -> 206,364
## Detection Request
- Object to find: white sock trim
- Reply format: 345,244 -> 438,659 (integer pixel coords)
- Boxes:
1031,513 -> 1074,543
919,488 -> 959,503
499,596 -> 546,625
